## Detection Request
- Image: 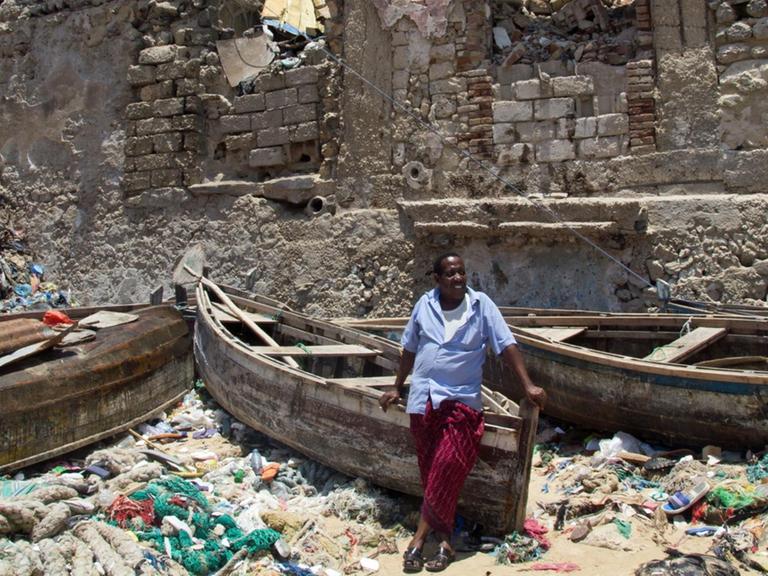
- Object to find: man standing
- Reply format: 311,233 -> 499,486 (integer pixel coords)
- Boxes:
379,253 -> 545,573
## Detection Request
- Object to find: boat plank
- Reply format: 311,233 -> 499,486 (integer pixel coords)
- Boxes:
644,327 -> 728,363
328,375 -> 410,387
251,344 -> 380,357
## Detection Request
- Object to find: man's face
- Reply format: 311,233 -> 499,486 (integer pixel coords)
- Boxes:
435,256 -> 467,299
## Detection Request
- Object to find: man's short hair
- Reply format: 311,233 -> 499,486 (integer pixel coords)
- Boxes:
432,252 -> 462,276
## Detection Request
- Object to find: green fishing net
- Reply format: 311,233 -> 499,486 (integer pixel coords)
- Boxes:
126,476 -> 280,575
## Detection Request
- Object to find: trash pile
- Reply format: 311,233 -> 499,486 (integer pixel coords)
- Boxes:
492,0 -> 639,66
0,226 -> 72,313
0,384 -> 413,576
522,423 -> 768,574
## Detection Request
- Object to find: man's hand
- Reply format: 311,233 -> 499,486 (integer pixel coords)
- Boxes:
524,384 -> 547,409
378,390 -> 401,412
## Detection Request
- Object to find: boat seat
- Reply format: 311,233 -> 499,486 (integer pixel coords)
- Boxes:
516,326 -> 587,342
644,327 -> 727,364
327,375 -> 411,388
250,344 -> 380,357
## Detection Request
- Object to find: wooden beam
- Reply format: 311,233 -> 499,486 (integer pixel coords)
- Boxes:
328,375 -> 410,388
644,327 -> 728,364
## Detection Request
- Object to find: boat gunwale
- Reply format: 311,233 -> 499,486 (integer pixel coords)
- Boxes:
196,286 -> 525,438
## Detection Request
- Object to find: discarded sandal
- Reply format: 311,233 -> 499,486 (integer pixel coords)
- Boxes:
662,480 -> 710,515
425,545 -> 455,572
403,546 -> 424,573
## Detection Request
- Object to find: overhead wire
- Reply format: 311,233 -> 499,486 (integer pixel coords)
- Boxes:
253,4 -> 655,289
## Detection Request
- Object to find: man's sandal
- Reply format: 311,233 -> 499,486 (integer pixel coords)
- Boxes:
403,546 -> 424,573
425,545 -> 455,572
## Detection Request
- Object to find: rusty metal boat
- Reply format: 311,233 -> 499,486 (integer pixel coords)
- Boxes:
0,304 -> 193,473
194,280 -> 539,534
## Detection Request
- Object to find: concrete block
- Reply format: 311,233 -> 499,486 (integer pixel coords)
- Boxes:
123,171 -> 151,192
266,88 -> 298,109
283,104 -> 317,125
285,66 -> 319,86
152,132 -> 183,153
513,79 -> 553,100
172,115 -> 198,131
493,101 -> 533,122
233,94 -> 266,114
126,102 -> 153,120
136,117 -> 173,135
138,45 -> 177,65
252,109 -> 284,130
125,136 -> 154,156
557,118 -> 575,139
492,123 -> 516,145
153,97 -> 185,117
552,75 -> 595,97
574,117 -> 597,138
597,113 -> 629,136
140,81 -> 174,101
298,84 -> 319,104
263,174 -> 320,204
175,78 -> 202,96
291,122 -> 319,142
224,134 -> 254,151
220,115 -> 251,133
134,153 -> 176,171
534,98 -> 575,120
516,121 -> 557,142
536,139 -> 575,162
578,136 -> 622,158
127,65 -> 156,87
256,74 -> 286,92
429,61 -> 455,81
249,147 -> 285,167
430,44 -> 456,63
151,168 -> 183,187
155,61 -> 187,80
257,127 -> 291,147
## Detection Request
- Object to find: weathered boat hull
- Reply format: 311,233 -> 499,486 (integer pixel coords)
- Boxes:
340,312 -> 768,450
0,306 -> 194,473
195,285 -> 538,534
489,338 -> 768,450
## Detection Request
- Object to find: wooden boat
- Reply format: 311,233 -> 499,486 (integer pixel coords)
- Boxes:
339,311 -> 768,450
0,304 -> 194,473
194,280 -> 539,534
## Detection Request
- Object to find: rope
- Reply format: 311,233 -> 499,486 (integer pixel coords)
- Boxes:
254,4 -> 654,291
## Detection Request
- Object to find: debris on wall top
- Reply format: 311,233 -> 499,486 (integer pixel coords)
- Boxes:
492,0 -> 639,66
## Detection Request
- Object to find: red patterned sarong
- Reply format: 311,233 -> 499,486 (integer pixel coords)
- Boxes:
410,398 -> 484,535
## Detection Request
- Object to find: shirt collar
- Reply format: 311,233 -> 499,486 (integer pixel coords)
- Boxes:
428,286 -> 481,307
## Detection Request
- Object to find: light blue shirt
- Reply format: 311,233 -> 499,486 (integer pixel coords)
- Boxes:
402,286 -> 517,414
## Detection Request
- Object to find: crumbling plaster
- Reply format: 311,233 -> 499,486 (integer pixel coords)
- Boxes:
2,0 -> 768,315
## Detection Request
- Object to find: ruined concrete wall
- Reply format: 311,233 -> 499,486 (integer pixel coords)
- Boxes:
2,0 -> 768,314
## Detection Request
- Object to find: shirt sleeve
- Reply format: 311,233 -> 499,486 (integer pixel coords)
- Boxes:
484,296 -> 517,355
401,296 -> 424,353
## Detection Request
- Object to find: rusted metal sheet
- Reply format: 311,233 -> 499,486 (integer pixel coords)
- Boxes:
0,305 -> 194,473
195,284 -> 538,534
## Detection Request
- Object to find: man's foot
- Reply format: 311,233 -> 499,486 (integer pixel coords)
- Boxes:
403,546 -> 424,573
424,545 -> 455,572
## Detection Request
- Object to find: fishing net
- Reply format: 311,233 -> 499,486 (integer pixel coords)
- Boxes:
114,476 -> 281,575
707,486 -> 757,511
747,454 -> 768,484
